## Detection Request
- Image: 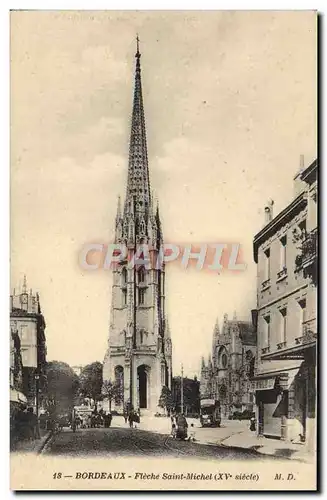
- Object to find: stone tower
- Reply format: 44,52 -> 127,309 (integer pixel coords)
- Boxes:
102,39 -> 172,413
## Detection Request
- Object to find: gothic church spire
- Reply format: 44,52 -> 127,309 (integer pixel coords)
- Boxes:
125,35 -> 151,216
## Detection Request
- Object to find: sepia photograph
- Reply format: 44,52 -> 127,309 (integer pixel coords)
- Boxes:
10,10 -> 317,491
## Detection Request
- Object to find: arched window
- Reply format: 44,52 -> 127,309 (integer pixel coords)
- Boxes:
217,346 -> 228,369
138,267 -> 145,284
122,268 -> 127,285
140,330 -> 144,344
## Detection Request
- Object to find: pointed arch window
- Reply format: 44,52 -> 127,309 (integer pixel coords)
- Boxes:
140,219 -> 146,235
138,267 -> 145,284
122,268 -> 128,286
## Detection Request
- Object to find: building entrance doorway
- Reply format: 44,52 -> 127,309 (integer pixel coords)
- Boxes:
137,365 -> 149,409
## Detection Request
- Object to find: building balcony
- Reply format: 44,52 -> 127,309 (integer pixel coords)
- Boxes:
302,229 -> 317,270
261,279 -> 271,291
261,319 -> 317,361
276,267 -> 287,282
261,346 -> 270,355
302,318 -> 317,344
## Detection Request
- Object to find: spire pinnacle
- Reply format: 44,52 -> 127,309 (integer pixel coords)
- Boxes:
22,275 -> 27,294
116,195 -> 122,218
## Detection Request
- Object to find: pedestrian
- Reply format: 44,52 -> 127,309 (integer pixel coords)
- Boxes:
171,422 -> 177,439
96,414 -> 101,428
133,411 -> 139,429
128,410 -> 134,428
176,413 -> 188,440
124,411 -> 128,424
250,414 -> 256,432
26,408 -> 37,440
170,415 -> 176,437
75,413 -> 81,429
188,423 -> 196,442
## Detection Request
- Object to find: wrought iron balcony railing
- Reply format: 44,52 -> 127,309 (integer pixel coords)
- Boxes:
302,318 -> 317,344
277,267 -> 287,281
302,229 -> 317,268
294,319 -> 317,346
261,278 -> 271,290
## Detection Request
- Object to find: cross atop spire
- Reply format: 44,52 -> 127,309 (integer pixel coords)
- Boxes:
136,34 -> 140,58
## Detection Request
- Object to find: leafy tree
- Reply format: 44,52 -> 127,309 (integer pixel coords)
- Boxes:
102,379 -> 123,411
158,385 -> 174,415
172,376 -> 200,415
45,361 -> 79,415
79,362 -> 103,407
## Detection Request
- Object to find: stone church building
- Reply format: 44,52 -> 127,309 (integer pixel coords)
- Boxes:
200,313 -> 257,417
102,40 -> 172,413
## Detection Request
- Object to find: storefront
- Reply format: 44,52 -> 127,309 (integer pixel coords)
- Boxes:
257,342 -> 316,447
254,373 -> 289,440
10,388 -> 28,447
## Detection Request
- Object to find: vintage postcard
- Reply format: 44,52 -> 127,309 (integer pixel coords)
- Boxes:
10,10 -> 317,491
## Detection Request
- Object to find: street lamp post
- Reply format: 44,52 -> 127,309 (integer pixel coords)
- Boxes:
34,372 -> 40,439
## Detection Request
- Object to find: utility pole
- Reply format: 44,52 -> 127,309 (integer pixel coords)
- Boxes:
181,364 -> 184,415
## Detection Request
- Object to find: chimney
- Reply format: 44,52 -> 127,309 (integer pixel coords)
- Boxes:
293,155 -> 306,196
264,199 -> 274,224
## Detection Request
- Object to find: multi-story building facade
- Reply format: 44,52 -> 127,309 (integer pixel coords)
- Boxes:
200,312 -> 257,417
253,159 -> 317,450
10,319 -> 25,403
102,41 -> 172,413
10,276 -> 47,410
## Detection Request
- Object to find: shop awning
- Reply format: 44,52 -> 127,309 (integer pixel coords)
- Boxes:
10,388 -> 27,404
251,377 -> 276,391
251,373 -> 289,392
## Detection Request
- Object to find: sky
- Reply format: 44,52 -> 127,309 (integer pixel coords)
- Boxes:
10,11 -> 316,378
